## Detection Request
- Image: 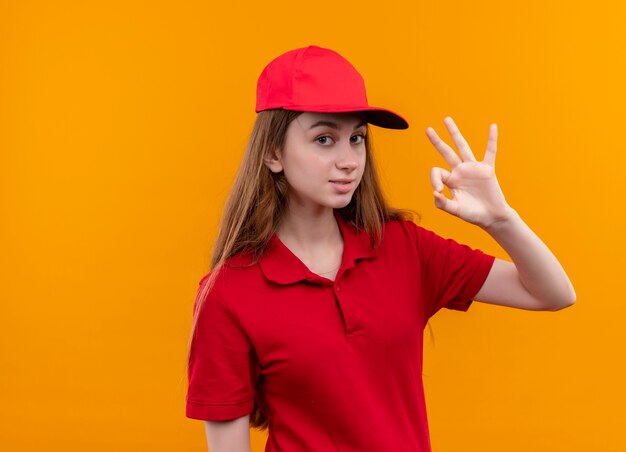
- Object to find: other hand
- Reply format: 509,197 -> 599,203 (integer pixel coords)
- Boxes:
425,116 -> 513,229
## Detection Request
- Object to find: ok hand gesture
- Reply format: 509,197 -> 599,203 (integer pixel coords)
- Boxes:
425,117 -> 513,230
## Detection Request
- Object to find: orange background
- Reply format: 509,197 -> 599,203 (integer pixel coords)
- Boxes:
1,1 -> 624,451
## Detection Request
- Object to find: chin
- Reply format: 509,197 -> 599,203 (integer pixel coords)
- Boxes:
327,196 -> 354,209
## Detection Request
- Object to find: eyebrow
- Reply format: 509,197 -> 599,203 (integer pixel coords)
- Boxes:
308,119 -> 368,130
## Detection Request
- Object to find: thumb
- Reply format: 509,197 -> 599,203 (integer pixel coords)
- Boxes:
433,189 -> 460,217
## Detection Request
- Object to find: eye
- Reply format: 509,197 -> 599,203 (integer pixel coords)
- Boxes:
350,134 -> 366,144
315,135 -> 334,146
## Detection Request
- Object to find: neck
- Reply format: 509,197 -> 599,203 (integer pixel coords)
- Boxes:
276,203 -> 341,253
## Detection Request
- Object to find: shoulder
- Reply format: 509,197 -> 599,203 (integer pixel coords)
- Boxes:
382,217 -> 426,244
197,249 -> 264,294
381,217 -> 461,259
363,218 -> 421,264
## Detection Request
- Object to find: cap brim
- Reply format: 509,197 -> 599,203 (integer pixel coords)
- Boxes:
358,108 -> 409,130
279,105 -> 409,129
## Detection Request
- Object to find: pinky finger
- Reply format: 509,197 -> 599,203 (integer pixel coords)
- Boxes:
483,123 -> 498,167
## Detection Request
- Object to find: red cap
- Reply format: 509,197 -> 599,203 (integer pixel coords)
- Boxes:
255,45 -> 409,130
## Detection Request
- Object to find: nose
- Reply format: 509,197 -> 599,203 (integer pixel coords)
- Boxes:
335,140 -> 359,171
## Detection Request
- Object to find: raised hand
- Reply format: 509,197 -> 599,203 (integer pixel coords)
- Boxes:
425,117 -> 513,229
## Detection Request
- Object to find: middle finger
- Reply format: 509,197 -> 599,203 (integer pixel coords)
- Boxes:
425,127 -> 462,168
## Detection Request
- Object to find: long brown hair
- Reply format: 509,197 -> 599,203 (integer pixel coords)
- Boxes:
187,109 -> 418,430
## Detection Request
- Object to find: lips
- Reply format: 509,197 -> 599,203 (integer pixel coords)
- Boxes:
330,179 -> 354,194
330,179 -> 354,184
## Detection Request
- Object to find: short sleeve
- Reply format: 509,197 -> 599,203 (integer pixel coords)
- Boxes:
408,221 -> 496,320
186,276 -> 259,421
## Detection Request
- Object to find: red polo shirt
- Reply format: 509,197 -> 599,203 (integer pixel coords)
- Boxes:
187,210 -> 495,451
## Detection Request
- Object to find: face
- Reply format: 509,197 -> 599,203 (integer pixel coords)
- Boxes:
265,112 -> 368,212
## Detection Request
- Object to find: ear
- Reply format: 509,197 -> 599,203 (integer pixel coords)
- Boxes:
263,148 -> 284,174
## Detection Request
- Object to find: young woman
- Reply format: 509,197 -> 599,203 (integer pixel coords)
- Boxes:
185,45 -> 575,452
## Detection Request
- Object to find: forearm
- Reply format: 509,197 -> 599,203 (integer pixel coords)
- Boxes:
483,207 -> 576,309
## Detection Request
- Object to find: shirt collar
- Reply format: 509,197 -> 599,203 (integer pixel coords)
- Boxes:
258,210 -> 379,285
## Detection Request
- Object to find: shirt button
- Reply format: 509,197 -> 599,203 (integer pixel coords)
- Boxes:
336,285 -> 340,291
